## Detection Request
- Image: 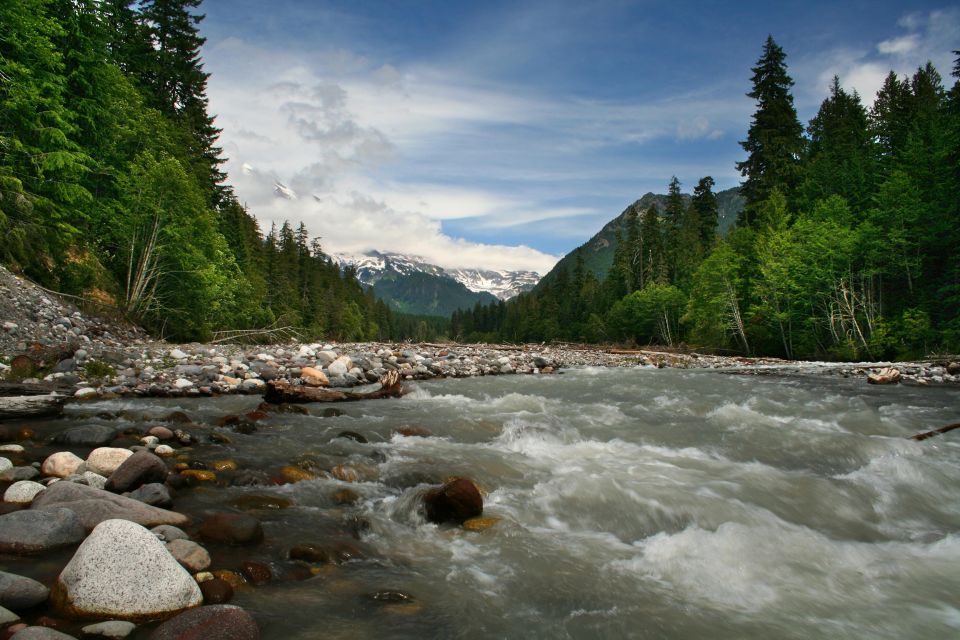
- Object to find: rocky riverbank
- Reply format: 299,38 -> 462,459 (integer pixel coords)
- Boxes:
2,264 -> 959,403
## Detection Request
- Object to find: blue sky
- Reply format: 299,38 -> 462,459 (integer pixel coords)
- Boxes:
200,0 -> 959,273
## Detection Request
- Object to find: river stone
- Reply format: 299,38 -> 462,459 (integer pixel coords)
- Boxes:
0,605 -> 19,625
422,478 -> 483,524
51,519 -> 202,621
327,360 -> 348,377
0,508 -> 85,555
85,448 -> 133,477
198,579 -> 233,605
79,472 -> 107,490
299,366 -> 329,387
197,513 -> 263,545
80,621 -> 137,638
9,628 -> 77,639
126,483 -> 173,508
41,452 -> 84,479
30,480 -> 189,531
52,426 -> 116,447
148,604 -> 258,640
4,481 -> 46,505
0,571 -> 49,610
105,451 -> 168,493
165,539 -> 210,573
151,525 -> 189,543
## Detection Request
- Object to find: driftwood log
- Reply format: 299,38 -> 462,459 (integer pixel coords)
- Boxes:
909,422 -> 960,441
264,370 -> 404,404
0,394 -> 66,421
0,381 -> 69,396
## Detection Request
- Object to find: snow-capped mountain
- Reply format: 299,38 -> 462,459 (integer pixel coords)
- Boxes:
334,251 -> 540,301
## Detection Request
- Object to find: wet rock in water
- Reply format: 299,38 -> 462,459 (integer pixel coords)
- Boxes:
104,451 -> 168,493
210,460 -> 237,472
278,466 -> 315,483
85,448 -> 133,477
3,481 -> 46,505
369,591 -> 412,603
230,495 -> 292,511
40,452 -> 84,479
161,411 -> 192,424
153,445 -> 175,458
125,483 -> 173,509
393,426 -> 432,438
320,408 -> 344,418
331,488 -> 360,505
239,562 -> 272,586
422,478 -> 483,524
147,605 -> 258,640
30,480 -> 189,531
335,430 -> 367,444
210,571 -> 246,590
8,627 -> 77,639
197,513 -> 263,545
52,426 -> 116,447
229,470 -> 271,487
148,426 -> 174,441
198,579 -> 233,605
867,367 -> 902,385
0,508 -> 85,555
288,541 -> 364,564
50,519 -> 202,621
165,539 -> 211,573
330,465 -> 361,483
0,571 -> 49,610
179,470 -> 216,483
80,620 -> 137,638
462,516 -> 501,531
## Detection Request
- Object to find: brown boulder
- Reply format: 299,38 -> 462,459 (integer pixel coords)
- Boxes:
148,605 -> 258,640
423,478 -> 483,524
104,451 -> 169,493
197,513 -> 263,545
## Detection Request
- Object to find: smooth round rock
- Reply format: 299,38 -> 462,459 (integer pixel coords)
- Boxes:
149,427 -> 174,441
197,514 -> 263,545
239,562 -> 271,586
0,605 -> 20,625
148,605 -> 258,640
80,620 -> 137,638
0,571 -> 50,610
0,508 -> 85,555
3,481 -> 46,505
51,519 -> 202,621
125,483 -> 172,509
151,525 -> 188,543
30,480 -> 189,532
198,579 -> 233,605
104,451 -> 168,493
52,426 -> 115,447
154,445 -> 175,457
41,453 -> 84,479
165,539 -> 210,573
85,449 -> 133,477
422,478 -> 483,524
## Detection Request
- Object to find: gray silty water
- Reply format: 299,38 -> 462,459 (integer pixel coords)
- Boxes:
75,367 -> 960,638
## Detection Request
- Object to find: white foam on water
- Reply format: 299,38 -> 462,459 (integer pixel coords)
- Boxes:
609,516 -> 960,615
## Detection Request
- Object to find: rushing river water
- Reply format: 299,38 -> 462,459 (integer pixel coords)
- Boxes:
35,368 -> 960,638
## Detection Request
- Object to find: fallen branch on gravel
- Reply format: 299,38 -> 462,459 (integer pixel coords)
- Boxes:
264,370 -> 404,404
909,422 -> 960,441
0,394 -> 65,421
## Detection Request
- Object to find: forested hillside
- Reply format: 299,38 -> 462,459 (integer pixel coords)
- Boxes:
454,38 -> 960,360
0,0 -> 410,341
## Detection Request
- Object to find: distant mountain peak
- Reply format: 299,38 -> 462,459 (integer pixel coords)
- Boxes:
334,251 -> 539,301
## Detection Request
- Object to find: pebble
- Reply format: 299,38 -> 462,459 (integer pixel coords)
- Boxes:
41,452 -> 84,478
0,571 -> 49,610
4,481 -> 46,505
85,448 -> 133,476
80,621 -> 137,639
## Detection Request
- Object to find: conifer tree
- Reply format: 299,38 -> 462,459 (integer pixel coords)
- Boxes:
736,36 -> 805,226
690,176 -> 718,250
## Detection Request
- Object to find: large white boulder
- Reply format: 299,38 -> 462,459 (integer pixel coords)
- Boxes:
85,448 -> 133,477
52,519 -> 202,620
41,452 -> 84,478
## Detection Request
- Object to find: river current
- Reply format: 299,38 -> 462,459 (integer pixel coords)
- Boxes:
57,368 -> 960,638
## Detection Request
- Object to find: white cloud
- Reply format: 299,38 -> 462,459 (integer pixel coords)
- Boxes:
205,35 -> 747,273
800,7 -> 960,106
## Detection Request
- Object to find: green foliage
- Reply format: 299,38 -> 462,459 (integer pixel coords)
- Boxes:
83,360 -> 116,379
608,284 -> 686,346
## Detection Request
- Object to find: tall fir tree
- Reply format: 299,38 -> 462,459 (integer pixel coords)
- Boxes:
690,176 -> 718,251
735,36 -> 805,226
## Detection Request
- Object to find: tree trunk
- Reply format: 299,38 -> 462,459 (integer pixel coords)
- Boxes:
264,370 -> 404,404
0,395 -> 65,421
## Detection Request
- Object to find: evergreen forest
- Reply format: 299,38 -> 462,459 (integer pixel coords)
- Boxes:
0,0 -> 418,342
454,38 -> 960,360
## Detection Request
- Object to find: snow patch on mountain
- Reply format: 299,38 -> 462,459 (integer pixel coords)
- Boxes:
333,251 -> 540,300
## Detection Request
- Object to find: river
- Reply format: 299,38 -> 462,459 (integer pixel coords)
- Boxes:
31,367 -> 960,638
